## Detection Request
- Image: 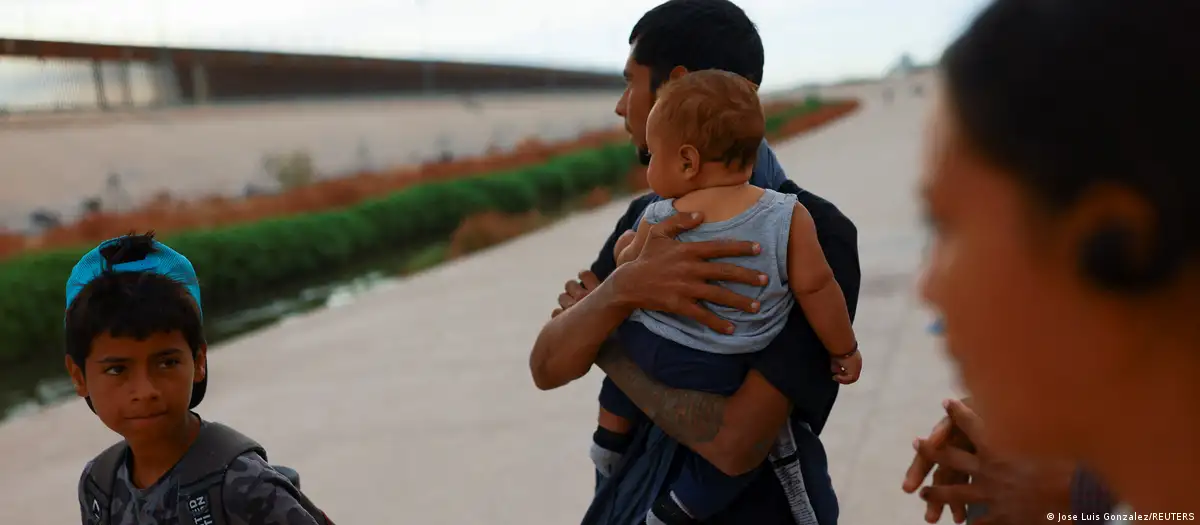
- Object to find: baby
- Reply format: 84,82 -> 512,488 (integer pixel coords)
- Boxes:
592,70 -> 863,524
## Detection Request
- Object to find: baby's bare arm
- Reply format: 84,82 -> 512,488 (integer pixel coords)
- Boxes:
614,218 -> 653,266
786,203 -> 858,356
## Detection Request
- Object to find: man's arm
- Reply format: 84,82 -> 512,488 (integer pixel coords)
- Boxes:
531,197 -> 653,389
530,277 -> 633,390
595,339 -> 792,476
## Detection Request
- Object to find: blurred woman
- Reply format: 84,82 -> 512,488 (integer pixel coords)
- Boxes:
919,0 -> 1200,518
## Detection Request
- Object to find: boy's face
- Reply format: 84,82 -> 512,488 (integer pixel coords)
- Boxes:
65,331 -> 205,441
644,105 -> 701,198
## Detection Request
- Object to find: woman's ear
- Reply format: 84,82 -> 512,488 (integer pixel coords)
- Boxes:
679,145 -> 701,179
65,356 -> 88,398
1066,184 -> 1169,293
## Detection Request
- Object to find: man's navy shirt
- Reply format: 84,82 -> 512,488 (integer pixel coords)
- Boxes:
587,175 -> 861,523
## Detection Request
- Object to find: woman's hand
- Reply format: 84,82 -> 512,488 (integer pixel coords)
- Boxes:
904,399 -> 1074,525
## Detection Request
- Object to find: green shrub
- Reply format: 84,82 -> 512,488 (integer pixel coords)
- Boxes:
765,97 -> 824,134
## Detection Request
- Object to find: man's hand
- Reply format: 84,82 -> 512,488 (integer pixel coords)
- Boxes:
904,399 -> 1073,525
551,270 -> 600,318
608,211 -> 765,334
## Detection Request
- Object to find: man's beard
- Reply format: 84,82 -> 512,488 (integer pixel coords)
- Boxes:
636,146 -> 651,166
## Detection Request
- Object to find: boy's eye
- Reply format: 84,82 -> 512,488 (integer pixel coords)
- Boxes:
159,358 -> 181,369
103,365 -> 125,376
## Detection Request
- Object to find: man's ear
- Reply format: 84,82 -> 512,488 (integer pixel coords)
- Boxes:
679,145 -> 701,179
194,345 -> 207,384
669,65 -> 689,82
65,356 -> 88,398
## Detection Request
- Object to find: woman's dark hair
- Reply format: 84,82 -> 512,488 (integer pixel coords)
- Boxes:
630,0 -> 765,93
65,234 -> 205,369
942,0 -> 1200,291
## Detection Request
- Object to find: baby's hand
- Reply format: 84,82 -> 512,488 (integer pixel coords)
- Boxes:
613,229 -> 637,265
831,349 -> 863,385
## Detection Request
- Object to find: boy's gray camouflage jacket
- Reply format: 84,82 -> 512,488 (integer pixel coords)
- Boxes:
77,451 -> 321,525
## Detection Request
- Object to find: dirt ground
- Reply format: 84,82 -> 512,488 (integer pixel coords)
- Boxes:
0,90 -> 622,230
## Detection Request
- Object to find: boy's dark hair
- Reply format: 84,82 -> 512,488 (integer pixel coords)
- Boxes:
630,0 -> 765,93
653,69 -> 764,171
942,0 -> 1199,291
65,233 -> 205,370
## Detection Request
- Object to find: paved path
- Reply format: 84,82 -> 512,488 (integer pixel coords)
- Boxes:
0,79 -> 960,524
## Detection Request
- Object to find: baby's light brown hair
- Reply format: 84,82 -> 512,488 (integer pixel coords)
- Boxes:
651,69 -> 765,171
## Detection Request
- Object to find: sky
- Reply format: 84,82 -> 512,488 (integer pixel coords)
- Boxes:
0,0 -> 988,92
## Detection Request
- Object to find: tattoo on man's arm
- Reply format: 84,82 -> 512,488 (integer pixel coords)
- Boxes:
594,337 -> 726,445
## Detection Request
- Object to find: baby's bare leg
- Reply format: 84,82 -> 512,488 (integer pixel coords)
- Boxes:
591,407 -> 636,478
598,406 -> 633,433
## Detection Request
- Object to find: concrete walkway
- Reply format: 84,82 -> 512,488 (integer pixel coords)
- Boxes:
0,81 -> 959,524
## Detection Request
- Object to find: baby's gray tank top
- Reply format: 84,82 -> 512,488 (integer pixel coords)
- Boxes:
629,189 -> 798,354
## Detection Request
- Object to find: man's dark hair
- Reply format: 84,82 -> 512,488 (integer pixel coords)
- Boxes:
630,0 -> 765,93
942,0 -> 1200,291
65,233 -> 205,369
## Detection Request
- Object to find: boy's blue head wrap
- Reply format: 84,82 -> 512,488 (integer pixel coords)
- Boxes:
65,236 -> 202,319
65,235 -> 206,410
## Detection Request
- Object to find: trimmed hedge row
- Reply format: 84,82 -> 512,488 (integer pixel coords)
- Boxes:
0,99 -> 828,364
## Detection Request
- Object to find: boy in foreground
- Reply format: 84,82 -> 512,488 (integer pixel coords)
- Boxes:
65,233 -> 332,524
